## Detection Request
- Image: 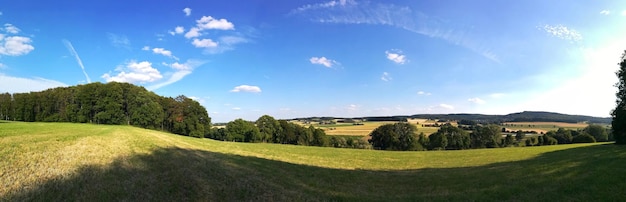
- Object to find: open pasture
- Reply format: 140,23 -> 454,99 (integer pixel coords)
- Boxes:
2,121 -> 625,201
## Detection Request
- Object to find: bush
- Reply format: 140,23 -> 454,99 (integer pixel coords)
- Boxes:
572,133 -> 597,143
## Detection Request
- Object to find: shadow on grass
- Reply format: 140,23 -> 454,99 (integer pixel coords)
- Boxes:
6,144 -> 626,201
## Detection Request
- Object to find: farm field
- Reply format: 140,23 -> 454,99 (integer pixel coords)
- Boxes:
300,119 -> 442,137
2,121 -> 625,201
502,122 -> 593,133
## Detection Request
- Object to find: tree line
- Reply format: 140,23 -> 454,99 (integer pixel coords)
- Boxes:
206,115 -> 330,147
369,122 -> 612,151
0,82 -> 211,137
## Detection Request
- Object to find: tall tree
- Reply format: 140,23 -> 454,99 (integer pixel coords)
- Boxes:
584,124 -> 609,142
256,115 -> 280,143
612,50 -> 626,144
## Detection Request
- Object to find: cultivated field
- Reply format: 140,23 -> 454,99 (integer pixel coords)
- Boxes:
502,122 -> 592,133
1,121 -> 625,201
299,119 -> 442,137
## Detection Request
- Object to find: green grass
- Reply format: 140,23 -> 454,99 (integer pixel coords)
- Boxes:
1,122 -> 626,201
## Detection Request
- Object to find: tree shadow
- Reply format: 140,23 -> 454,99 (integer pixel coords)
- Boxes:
5,144 -> 626,201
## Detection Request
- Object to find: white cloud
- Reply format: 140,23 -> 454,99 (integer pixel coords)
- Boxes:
183,8 -> 192,16
381,72 -> 392,81
147,60 -> 206,90
541,24 -> 583,42
196,16 -> 234,30
439,104 -> 454,110
468,97 -> 486,104
4,23 -> 20,34
310,56 -> 337,68
291,0 -> 357,14
107,33 -> 131,49
102,61 -> 162,83
417,91 -> 431,96
184,27 -> 201,38
230,85 -> 262,93
0,74 -> 67,93
62,39 -> 91,83
385,49 -> 406,64
600,10 -> 611,15
232,107 -> 241,110
141,46 -> 150,51
152,47 -> 174,58
0,36 -> 34,56
192,38 -> 218,48
175,26 -> 185,34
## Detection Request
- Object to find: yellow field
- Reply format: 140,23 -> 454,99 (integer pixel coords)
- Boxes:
502,122 -> 590,133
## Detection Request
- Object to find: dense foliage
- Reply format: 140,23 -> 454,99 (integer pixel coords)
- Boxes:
207,115 -> 329,147
368,122 -> 424,151
0,82 -> 211,137
368,122 -> 611,151
612,50 -> 626,144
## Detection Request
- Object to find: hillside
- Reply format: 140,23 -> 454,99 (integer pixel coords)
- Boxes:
294,111 -> 611,124
1,121 -> 625,201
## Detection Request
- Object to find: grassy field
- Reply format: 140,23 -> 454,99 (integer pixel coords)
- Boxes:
1,121 -> 625,201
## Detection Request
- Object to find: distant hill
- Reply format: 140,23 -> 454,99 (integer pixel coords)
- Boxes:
292,111 -> 611,124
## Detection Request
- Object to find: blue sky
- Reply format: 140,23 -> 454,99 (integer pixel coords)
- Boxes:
1,0 -> 625,122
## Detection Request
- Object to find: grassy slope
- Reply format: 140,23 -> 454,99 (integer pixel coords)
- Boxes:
1,122 -> 625,201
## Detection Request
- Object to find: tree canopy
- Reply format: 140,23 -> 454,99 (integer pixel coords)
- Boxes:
612,50 -> 626,144
0,82 -> 211,137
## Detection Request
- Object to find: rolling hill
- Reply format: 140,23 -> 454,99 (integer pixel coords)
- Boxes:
1,121 -> 625,201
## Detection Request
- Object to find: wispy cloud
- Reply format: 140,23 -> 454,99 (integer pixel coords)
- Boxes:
192,38 -> 219,48
107,33 -> 131,49
102,60 -> 162,83
150,47 -> 178,60
148,59 -> 206,90
0,74 -> 67,93
62,39 -> 91,83
310,56 -> 338,68
417,91 -> 431,96
600,10 -> 611,15
291,0 -> 499,62
438,104 -> 454,110
4,23 -> 20,34
468,97 -> 486,104
489,93 -> 505,99
230,85 -> 262,93
385,49 -> 406,64
540,24 -> 582,43
183,8 -> 192,16
381,72 -> 392,81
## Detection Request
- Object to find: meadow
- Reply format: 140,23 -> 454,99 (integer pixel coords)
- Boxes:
1,121 -> 625,201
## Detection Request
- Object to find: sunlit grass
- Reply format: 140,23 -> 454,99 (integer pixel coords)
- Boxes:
1,122 -> 625,201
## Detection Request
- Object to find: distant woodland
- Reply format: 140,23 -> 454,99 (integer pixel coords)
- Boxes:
0,82 -> 211,137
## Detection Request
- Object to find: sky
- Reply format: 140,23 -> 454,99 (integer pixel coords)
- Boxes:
1,0 -> 625,122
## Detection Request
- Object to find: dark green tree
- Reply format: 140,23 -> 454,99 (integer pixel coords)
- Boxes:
433,123 -> 470,150
584,124 -> 608,142
612,50 -> 626,144
225,119 -> 260,142
256,115 -> 281,143
515,130 -> 525,142
572,132 -> 596,143
470,125 -> 501,148
368,122 -> 420,151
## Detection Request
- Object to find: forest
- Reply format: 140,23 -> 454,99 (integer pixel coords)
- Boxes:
0,82 -> 211,137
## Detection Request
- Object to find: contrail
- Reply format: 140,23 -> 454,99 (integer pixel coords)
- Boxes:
62,39 -> 91,83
